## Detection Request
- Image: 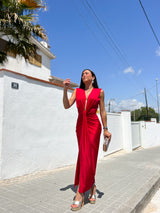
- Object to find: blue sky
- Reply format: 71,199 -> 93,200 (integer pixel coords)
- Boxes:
38,0 -> 160,112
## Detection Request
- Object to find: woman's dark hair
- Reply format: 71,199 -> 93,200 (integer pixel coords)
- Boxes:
79,69 -> 99,89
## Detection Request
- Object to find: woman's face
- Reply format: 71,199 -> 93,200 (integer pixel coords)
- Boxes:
82,70 -> 94,83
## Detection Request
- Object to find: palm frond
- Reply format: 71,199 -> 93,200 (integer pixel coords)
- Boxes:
0,51 -> 7,64
19,0 -> 46,9
19,14 -> 37,22
0,0 -> 48,64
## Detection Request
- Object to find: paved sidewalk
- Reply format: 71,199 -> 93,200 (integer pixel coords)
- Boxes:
0,146 -> 160,213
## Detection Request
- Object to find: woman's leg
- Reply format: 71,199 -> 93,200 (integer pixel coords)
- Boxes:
90,184 -> 96,195
89,184 -> 96,204
71,186 -> 84,210
73,186 -> 83,201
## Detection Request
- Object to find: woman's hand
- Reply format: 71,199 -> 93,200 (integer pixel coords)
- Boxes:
63,78 -> 70,89
104,129 -> 111,141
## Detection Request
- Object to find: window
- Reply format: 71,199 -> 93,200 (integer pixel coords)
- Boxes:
0,38 -> 42,66
29,52 -> 42,67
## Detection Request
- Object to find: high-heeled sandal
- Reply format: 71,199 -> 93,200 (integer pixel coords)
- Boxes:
71,194 -> 84,211
89,194 -> 96,204
89,184 -> 96,204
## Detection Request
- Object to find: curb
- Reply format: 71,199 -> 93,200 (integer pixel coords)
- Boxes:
131,173 -> 160,213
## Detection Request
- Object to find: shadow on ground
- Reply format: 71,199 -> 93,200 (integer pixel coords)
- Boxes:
60,184 -> 104,204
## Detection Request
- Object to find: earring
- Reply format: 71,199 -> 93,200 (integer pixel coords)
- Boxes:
92,80 -> 94,84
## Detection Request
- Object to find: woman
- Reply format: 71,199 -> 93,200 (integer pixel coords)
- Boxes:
63,69 -> 111,211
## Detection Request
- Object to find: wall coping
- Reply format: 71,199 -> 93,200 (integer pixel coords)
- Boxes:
0,68 -> 75,90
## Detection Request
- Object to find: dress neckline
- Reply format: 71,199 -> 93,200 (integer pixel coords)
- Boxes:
84,88 -> 94,111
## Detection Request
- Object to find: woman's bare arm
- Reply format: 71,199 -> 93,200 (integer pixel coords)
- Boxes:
99,90 -> 111,140
99,90 -> 107,127
63,78 -> 76,109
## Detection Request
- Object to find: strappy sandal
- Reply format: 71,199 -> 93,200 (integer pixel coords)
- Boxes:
89,184 -> 96,204
89,194 -> 96,204
71,194 -> 84,211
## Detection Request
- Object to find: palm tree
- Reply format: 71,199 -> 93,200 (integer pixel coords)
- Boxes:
0,0 -> 47,64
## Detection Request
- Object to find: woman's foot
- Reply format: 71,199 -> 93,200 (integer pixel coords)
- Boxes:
89,184 -> 96,204
71,192 -> 84,211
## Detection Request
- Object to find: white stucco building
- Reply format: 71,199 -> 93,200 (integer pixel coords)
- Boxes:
0,36 -> 55,81
0,35 -> 78,87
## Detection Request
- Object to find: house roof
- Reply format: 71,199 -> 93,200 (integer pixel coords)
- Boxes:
49,76 -> 79,88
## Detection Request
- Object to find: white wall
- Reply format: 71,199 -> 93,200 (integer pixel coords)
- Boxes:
121,111 -> 132,152
98,111 -> 132,158
0,55 -> 23,74
0,53 -> 51,81
141,121 -> 160,148
0,35 -> 52,81
0,70 -> 134,180
131,121 -> 160,149
0,71 -> 78,180
131,122 -> 141,149
21,50 -> 51,80
107,113 -> 124,154
1,69 -> 160,180
103,113 -> 123,156
0,72 -> 4,178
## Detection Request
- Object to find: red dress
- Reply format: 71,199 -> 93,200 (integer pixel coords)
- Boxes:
74,88 -> 102,193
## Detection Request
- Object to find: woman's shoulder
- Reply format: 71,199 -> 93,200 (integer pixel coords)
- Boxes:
93,88 -> 103,97
94,88 -> 103,92
99,89 -> 104,97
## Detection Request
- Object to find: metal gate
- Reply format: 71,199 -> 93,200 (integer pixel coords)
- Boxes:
131,122 -> 141,149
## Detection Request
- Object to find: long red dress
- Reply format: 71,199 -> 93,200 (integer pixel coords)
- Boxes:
74,88 -> 102,193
